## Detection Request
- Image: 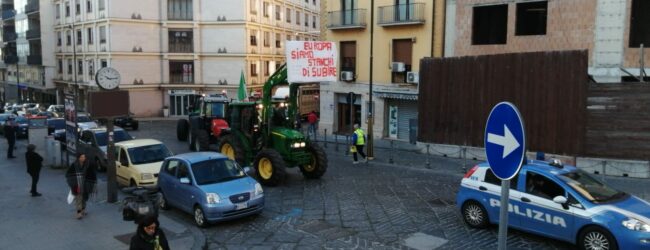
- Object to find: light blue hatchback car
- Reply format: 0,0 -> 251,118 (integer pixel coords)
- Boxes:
158,152 -> 264,227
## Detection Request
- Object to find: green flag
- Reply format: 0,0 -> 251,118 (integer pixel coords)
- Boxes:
238,70 -> 248,101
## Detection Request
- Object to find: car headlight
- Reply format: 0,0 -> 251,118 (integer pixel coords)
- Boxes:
206,193 -> 221,204
291,142 -> 301,148
300,142 -> 306,147
141,173 -> 154,180
254,183 -> 263,197
622,218 -> 650,232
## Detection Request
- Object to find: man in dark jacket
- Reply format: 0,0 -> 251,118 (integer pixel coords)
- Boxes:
4,115 -> 17,159
25,144 -> 43,197
130,215 -> 170,250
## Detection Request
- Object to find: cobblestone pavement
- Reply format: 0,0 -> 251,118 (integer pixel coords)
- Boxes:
130,120 -> 650,249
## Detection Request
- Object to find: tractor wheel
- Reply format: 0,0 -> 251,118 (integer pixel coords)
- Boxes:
219,135 -> 246,165
254,149 -> 287,186
300,143 -> 328,179
177,119 -> 189,141
195,130 -> 210,151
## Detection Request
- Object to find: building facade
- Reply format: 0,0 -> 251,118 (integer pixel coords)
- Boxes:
322,0 -> 445,141
1,0 -> 56,105
49,0 -> 319,117
445,0 -> 650,83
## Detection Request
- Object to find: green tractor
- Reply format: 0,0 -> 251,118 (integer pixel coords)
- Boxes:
218,64 -> 327,186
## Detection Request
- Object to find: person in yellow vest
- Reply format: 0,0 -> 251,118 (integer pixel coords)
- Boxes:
351,124 -> 367,164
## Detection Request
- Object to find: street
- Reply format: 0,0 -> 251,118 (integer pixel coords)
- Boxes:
2,120 -> 650,249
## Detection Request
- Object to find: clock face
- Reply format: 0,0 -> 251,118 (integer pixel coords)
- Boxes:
95,67 -> 121,90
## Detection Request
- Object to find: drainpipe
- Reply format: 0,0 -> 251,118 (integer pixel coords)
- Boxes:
160,0 -> 165,112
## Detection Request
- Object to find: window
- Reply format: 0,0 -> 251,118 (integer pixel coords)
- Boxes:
313,0 -> 316,5
77,60 -> 83,75
119,149 -> 128,165
57,32 -> 62,46
168,0 -> 193,20
56,4 -> 61,19
629,0 -> 650,47
525,172 -> 564,200
251,62 -> 258,76
340,41 -> 356,77
76,0 -> 81,15
296,11 -> 300,25
58,59 -> 63,74
263,31 -> 270,47
250,31 -> 257,46
286,8 -> 291,23
516,1 -> 547,36
305,13 -> 308,27
296,35 -> 301,41
484,168 -> 519,189
275,5 -> 281,20
169,30 -> 193,53
88,60 -> 94,79
67,59 -> 73,74
76,29 -> 82,45
177,163 -> 189,179
275,33 -> 281,48
65,2 -> 70,17
250,0 -> 257,14
264,61 -> 270,76
169,61 -> 194,83
165,160 -> 179,175
86,0 -> 92,12
66,31 -> 71,46
263,2 -> 269,17
287,34 -> 291,41
101,59 -> 107,68
87,28 -> 93,44
472,5 -> 508,45
313,15 -> 317,28
391,39 -> 412,83
99,26 -> 106,43
98,0 -> 105,11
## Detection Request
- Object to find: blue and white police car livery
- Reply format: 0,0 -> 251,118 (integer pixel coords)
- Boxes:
456,159 -> 650,250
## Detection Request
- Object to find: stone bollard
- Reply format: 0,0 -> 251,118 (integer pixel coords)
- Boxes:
425,144 -> 431,168
389,140 -> 394,164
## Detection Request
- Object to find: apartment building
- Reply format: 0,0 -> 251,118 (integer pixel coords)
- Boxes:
321,0 -> 445,141
0,0 -> 56,105
51,0 -> 319,117
445,0 -> 650,83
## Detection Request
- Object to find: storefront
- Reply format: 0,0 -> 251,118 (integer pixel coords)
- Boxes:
336,92 -> 362,134
168,89 -> 197,116
376,89 -> 418,141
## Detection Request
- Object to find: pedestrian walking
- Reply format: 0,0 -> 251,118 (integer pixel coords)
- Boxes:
25,144 -> 43,197
4,115 -> 17,159
307,110 -> 318,138
129,215 -> 170,250
65,153 -> 97,219
351,124 -> 367,164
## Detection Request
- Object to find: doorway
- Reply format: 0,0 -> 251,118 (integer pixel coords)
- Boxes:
170,94 -> 197,116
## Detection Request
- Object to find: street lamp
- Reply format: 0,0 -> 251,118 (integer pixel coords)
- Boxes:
367,0 -> 375,159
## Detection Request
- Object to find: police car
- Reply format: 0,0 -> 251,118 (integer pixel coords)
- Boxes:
456,159 -> 650,250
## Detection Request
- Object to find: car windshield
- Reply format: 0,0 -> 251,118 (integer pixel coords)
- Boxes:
0,115 -> 8,122
77,115 -> 92,122
208,103 -> 225,118
191,159 -> 245,185
94,130 -> 132,146
127,144 -> 172,164
48,119 -> 65,130
558,169 -> 626,203
54,107 -> 64,112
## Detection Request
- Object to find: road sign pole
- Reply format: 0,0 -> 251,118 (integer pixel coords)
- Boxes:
497,179 -> 510,250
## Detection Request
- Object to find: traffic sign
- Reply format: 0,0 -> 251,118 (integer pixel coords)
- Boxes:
484,102 -> 526,180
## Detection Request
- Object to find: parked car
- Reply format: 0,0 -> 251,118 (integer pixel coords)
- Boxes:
456,159 -> 650,250
113,115 -> 139,130
0,114 -> 10,134
78,127 -> 134,171
14,116 -> 29,138
115,139 -> 173,187
47,104 -> 64,113
157,152 -> 264,227
77,112 -> 99,131
47,118 -> 66,139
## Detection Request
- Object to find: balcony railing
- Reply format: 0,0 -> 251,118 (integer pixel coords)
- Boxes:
327,9 -> 366,30
2,10 -> 15,20
27,55 -> 42,65
168,43 -> 193,53
3,32 -> 17,42
25,2 -> 39,14
378,3 -> 425,26
169,74 -> 193,84
26,29 -> 40,39
4,55 -> 18,64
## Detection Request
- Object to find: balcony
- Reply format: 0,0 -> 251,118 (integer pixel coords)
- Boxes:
169,74 -> 193,84
25,2 -> 39,14
4,55 -> 18,64
26,29 -> 40,39
378,3 -> 425,27
3,32 -> 17,42
327,9 -> 366,30
169,43 -> 193,53
27,55 -> 41,65
2,10 -> 15,20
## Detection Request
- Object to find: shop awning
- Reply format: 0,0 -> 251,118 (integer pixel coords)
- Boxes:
374,91 -> 418,100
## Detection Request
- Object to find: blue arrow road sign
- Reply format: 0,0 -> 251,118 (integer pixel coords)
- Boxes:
484,102 -> 526,180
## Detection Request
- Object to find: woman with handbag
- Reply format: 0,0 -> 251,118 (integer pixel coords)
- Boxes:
65,153 -> 97,219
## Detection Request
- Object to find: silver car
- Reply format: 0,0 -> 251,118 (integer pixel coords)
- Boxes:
77,127 -> 133,171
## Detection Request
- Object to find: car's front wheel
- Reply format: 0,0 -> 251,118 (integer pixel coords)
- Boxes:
461,201 -> 489,228
194,205 -> 208,227
159,192 -> 170,210
578,226 -> 618,250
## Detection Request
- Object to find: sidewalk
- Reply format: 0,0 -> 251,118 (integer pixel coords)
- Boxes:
0,140 -> 205,250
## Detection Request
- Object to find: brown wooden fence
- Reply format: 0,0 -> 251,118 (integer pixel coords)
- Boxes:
418,51 -> 589,156
586,83 -> 650,159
